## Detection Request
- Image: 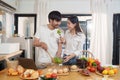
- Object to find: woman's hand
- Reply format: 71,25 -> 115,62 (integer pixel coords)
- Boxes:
63,53 -> 76,63
63,55 -> 71,62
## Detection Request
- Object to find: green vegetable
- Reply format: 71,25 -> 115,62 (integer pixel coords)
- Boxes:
92,62 -> 97,66
57,29 -> 61,35
54,57 -> 63,64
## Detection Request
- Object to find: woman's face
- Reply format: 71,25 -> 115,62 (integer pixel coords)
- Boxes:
67,19 -> 76,31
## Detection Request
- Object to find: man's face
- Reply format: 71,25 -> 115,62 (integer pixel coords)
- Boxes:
50,19 -> 61,29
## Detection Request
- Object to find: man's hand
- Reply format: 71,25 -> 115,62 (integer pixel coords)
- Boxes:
40,42 -> 48,51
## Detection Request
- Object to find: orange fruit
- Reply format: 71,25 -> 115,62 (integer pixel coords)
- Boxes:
113,68 -> 118,74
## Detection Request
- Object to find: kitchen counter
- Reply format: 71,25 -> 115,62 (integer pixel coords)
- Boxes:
0,50 -> 23,61
0,64 -> 120,80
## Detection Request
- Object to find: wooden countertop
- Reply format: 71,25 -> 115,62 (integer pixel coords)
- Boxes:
0,50 -> 23,61
0,65 -> 120,80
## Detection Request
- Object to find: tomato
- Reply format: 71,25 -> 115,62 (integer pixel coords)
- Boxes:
51,73 -> 57,78
90,67 -> 96,72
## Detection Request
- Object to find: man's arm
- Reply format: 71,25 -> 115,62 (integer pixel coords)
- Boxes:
33,37 -> 48,51
33,37 -> 41,47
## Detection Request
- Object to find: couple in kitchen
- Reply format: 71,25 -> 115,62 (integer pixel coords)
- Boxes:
33,11 -> 85,65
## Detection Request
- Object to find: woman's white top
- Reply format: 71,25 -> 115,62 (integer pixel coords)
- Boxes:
64,30 -> 85,57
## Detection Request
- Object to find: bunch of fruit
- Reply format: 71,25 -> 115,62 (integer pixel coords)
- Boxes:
40,73 -> 57,80
97,66 -> 118,76
87,58 -> 101,72
87,58 -> 100,67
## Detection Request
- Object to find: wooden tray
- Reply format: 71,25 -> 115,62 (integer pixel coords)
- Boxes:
70,68 -> 79,72
57,72 -> 69,76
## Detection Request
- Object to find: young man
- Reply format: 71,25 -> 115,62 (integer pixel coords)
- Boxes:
33,11 -> 63,64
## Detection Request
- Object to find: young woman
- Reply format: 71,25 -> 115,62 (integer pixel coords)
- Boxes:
62,16 -> 85,65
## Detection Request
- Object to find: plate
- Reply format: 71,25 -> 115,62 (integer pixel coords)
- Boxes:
79,69 -> 90,76
20,74 -> 38,80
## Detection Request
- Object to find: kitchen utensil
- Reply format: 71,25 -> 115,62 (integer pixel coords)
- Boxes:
46,50 -> 55,63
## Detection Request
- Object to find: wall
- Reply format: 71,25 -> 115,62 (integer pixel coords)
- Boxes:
48,0 -> 91,14
16,0 -> 91,14
16,0 -> 120,14
16,0 -> 36,13
111,0 -> 120,13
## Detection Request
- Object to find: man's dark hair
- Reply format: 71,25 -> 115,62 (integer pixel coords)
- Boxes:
48,11 -> 61,22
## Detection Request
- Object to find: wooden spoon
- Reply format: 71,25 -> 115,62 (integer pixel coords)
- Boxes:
46,51 -> 55,63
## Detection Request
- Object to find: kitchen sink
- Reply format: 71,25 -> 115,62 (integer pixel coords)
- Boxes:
0,43 -> 20,54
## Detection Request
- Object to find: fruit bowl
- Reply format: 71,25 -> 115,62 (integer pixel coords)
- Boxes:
95,71 -> 115,77
19,69 -> 39,80
96,65 -> 118,77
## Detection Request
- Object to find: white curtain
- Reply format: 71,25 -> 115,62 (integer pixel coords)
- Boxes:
90,0 -> 113,65
35,0 -> 49,29
34,0 -> 49,64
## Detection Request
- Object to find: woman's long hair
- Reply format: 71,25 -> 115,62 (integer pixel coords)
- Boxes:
68,16 -> 83,34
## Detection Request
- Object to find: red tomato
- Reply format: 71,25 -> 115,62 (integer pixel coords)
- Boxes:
90,67 -> 96,72
51,73 -> 57,78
